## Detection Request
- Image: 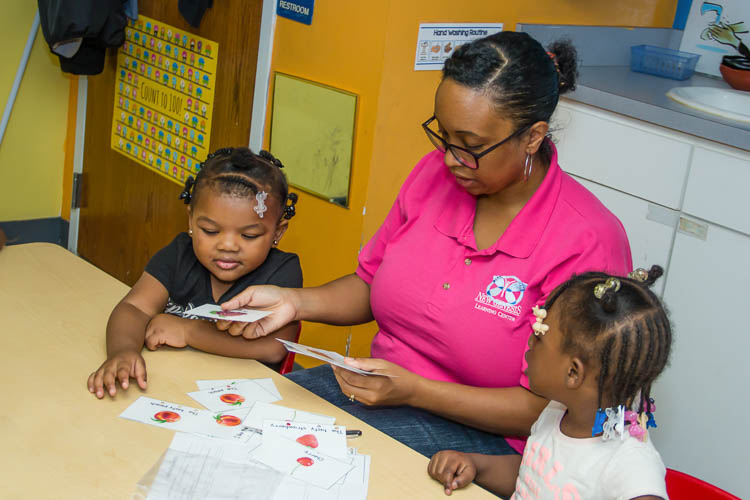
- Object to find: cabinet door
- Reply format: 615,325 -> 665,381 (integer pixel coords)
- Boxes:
653,221 -> 749,499
554,101 -> 691,210
571,176 -> 675,297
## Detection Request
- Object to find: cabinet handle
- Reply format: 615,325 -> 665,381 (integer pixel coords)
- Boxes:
678,216 -> 708,241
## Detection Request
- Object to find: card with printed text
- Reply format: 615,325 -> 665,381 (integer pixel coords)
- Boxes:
277,339 -> 395,377
242,401 -> 335,431
187,379 -> 280,411
262,420 -> 347,460
184,304 -> 273,323
195,378 -> 282,400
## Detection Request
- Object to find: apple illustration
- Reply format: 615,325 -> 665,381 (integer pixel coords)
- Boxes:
214,414 -> 242,427
296,457 -> 314,466
219,393 -> 245,405
152,411 -> 180,423
296,434 -> 319,448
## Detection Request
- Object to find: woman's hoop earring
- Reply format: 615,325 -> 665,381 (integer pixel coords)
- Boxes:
524,153 -> 533,181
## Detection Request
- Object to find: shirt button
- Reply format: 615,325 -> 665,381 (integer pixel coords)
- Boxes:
443,282 -> 450,290
464,258 -> 471,265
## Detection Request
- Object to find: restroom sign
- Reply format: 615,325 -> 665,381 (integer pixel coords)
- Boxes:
415,23 -> 503,71
110,15 -> 219,186
277,0 -> 314,25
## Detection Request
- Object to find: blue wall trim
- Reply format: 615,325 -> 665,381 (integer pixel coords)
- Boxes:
673,0 -> 693,30
0,217 -> 69,247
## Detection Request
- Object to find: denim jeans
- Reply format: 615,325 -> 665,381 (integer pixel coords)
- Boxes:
286,365 -> 518,459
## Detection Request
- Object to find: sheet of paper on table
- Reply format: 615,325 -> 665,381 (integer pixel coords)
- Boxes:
146,432 -> 369,499
277,339 -> 396,377
184,304 -> 273,323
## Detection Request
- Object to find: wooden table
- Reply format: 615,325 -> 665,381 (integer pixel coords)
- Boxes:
0,243 -> 494,499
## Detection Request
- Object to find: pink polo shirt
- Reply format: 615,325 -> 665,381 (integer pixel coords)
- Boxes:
356,145 -> 632,452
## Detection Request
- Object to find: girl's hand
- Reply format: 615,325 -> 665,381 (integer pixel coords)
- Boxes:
87,350 -> 147,399
428,450 -> 478,496
144,314 -> 190,349
217,285 -> 299,339
331,358 -> 420,406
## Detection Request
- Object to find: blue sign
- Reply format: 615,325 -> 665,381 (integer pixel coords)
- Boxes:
277,0 -> 314,25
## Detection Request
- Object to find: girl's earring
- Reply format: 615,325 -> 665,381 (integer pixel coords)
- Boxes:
524,153 -> 533,181
189,230 -> 193,236
273,239 -> 278,246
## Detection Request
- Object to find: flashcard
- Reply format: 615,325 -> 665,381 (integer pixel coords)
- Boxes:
195,378 -> 282,400
184,304 -> 273,323
242,401 -> 335,431
187,379 -> 280,411
277,339 -> 396,377
250,434 -> 354,490
271,449 -> 371,500
119,396 -> 206,433
191,407 -> 260,442
262,420 -> 347,460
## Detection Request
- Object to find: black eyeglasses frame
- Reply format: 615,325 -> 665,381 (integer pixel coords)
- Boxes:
422,115 -> 530,169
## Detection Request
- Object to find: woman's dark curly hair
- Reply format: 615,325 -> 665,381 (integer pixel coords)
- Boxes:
442,31 -> 578,165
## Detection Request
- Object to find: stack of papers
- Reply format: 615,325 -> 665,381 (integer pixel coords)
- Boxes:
120,378 -> 370,499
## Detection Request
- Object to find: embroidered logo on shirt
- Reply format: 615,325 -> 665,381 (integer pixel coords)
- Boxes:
473,275 -> 526,322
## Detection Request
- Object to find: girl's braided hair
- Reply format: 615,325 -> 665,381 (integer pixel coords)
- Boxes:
544,265 -> 672,415
179,147 -> 298,220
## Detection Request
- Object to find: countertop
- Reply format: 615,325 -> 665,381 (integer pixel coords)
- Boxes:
567,66 -> 750,151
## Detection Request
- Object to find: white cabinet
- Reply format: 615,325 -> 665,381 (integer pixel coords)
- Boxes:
654,221 -> 750,498
570,176 -> 675,297
556,99 -> 750,498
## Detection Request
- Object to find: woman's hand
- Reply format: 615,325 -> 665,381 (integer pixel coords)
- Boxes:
332,358 -> 421,406
217,285 -> 299,339
144,314 -> 190,349
428,450 -> 478,496
87,350 -> 147,399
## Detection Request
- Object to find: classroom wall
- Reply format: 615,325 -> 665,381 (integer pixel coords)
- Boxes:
363,0 -> 680,240
0,1 -> 71,222
266,0 -> 678,362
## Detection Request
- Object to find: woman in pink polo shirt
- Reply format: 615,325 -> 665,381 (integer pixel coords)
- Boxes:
220,32 -> 632,458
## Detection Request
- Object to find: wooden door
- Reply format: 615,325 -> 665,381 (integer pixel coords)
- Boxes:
78,1 -> 263,285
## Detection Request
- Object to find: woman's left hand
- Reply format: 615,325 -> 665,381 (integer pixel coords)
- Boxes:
332,358 -> 421,406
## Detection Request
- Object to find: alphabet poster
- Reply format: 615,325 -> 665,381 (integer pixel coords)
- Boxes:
110,16 -> 219,185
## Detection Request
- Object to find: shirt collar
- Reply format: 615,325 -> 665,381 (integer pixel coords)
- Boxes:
434,143 -> 563,258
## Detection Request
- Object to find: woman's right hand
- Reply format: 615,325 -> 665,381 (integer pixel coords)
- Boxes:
217,285 -> 299,339
87,350 -> 147,399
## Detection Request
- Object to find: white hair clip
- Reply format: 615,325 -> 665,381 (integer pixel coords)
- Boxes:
531,305 -> 549,337
254,191 -> 268,218
602,405 -> 626,441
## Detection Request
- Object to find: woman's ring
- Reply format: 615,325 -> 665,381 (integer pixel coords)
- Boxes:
349,394 -> 356,402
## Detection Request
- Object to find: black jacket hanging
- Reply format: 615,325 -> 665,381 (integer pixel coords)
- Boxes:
37,0 -> 128,75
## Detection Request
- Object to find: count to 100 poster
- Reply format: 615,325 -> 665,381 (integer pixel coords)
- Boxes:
110,15 -> 219,185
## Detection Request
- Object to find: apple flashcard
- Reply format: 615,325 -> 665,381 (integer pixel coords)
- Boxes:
262,420 -> 347,460
277,339 -> 395,377
250,434 -> 354,490
187,379 -> 280,411
184,304 -> 273,323
242,401 -> 335,431
195,378 -> 282,400
119,396 -> 206,433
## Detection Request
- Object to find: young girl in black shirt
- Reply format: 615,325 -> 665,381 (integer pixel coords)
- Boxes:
87,147 -> 300,399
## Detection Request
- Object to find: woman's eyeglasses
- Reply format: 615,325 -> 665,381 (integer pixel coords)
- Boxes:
422,115 -> 529,169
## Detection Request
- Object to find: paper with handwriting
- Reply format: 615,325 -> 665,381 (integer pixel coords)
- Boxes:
195,378 -> 282,400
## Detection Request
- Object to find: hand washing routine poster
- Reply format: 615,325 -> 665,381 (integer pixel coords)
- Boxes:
110,16 -> 219,185
679,1 -> 750,77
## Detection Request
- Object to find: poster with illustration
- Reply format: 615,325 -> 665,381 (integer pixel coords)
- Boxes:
679,1 -> 750,76
110,15 -> 219,185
